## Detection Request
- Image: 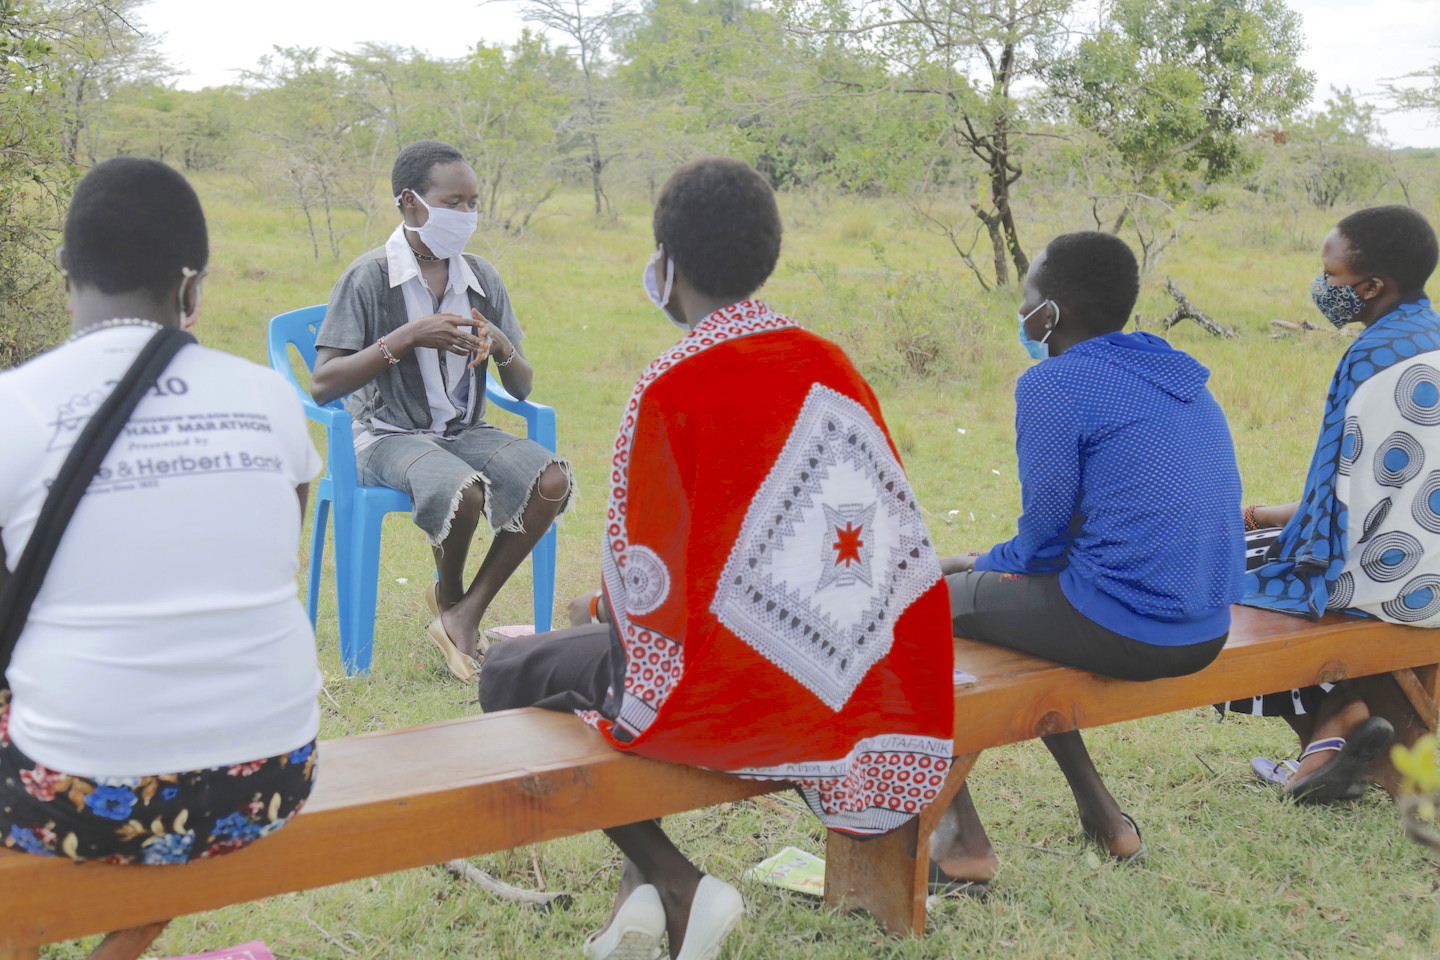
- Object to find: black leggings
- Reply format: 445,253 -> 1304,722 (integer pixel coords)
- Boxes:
946,571 -> 1226,682
478,622 -> 618,716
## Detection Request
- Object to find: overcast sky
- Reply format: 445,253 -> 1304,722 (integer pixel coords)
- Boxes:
142,0 -> 1440,148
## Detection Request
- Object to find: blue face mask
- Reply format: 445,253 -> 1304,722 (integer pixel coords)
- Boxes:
1018,299 -> 1058,362
1311,271 -> 1367,328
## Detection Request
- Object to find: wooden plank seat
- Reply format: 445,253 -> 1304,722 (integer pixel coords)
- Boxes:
0,709 -> 783,959
825,605 -> 1440,937
2,606 -> 1437,957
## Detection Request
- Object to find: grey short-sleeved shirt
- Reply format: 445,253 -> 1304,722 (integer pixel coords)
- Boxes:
316,243 -> 525,442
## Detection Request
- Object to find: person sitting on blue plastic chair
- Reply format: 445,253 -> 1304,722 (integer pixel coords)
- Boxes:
311,140 -> 572,682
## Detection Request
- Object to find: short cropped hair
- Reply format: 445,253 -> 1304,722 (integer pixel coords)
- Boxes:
392,140 -> 467,203
1337,205 -> 1438,295
653,158 -> 782,301
1036,232 -> 1139,331
61,157 -> 208,297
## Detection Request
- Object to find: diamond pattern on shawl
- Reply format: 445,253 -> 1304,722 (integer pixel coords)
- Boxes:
711,384 -> 939,710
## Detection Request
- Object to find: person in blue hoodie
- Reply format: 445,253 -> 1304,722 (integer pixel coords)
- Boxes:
929,231 -> 1245,893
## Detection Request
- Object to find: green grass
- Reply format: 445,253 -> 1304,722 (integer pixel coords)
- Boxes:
42,176 -> 1440,959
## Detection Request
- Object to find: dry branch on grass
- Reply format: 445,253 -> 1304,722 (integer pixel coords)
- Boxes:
1152,279 -> 1240,339
1269,318 -> 1327,337
441,859 -> 574,911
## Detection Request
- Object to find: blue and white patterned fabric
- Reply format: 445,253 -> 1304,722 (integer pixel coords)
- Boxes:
1247,299 -> 1440,623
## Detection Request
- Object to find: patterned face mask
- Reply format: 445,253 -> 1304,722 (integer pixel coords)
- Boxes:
1311,271 -> 1367,328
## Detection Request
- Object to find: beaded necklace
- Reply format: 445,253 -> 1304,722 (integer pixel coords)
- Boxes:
66,318 -> 165,343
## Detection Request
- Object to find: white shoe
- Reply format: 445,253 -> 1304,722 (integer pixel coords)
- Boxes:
668,876 -> 744,960
583,883 -> 665,960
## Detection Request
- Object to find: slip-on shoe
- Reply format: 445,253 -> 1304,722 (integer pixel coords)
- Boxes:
583,883 -> 665,960
667,875 -> 744,960
424,617 -> 480,683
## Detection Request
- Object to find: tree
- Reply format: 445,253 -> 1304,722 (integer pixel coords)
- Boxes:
0,0 -> 77,365
91,84 -> 243,171
242,47 -> 380,259
1381,61 -> 1440,117
1054,0 -> 1312,264
514,0 -> 631,216
336,38 -> 574,232
447,35 -> 575,229
615,0 -> 913,194
778,0 -> 1076,288
43,0 -> 174,163
1287,87 -> 1387,209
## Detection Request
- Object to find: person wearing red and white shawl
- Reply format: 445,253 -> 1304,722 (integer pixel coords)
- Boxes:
480,159 -> 954,960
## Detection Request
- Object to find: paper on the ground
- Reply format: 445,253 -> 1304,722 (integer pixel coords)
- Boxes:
747,845 -> 826,896
144,941 -> 274,960
953,668 -> 977,685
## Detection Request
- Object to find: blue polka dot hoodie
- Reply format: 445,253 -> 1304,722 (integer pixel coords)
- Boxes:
976,330 -> 1245,645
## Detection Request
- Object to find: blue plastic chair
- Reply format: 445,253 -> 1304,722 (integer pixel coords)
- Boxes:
267,304 -> 558,675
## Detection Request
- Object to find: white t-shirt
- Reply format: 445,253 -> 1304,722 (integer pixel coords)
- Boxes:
0,326 -> 324,777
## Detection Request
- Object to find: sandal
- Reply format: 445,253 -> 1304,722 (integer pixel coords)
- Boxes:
424,617 -> 480,682
1284,717 -> 1394,804
1083,812 -> 1147,862
425,582 -> 441,618
1252,755 -> 1365,800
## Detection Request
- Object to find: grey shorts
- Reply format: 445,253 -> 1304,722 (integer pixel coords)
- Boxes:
356,424 -> 571,544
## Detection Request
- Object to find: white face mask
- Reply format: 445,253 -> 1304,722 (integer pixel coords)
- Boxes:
178,266 -> 200,332
397,188 -> 477,261
643,245 -> 687,331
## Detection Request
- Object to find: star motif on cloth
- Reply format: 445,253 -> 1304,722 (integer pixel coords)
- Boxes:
712,384 -> 939,710
833,523 -> 864,566
818,503 -> 875,590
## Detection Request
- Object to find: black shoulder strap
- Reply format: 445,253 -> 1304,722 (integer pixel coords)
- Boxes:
0,326 -> 195,683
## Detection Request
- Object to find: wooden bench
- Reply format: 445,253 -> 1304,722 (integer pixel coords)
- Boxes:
825,606 -> 1440,936
2,606 -> 1436,957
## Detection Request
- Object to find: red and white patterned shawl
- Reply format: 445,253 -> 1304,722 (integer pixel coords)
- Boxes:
584,301 -> 954,836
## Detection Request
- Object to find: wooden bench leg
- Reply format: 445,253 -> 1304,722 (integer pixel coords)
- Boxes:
1352,666 -> 1440,798
85,921 -> 171,960
823,752 -> 978,938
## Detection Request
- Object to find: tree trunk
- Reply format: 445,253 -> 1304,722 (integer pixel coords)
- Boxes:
1111,205 -> 1132,235
988,77 -> 1027,280
980,209 -> 1008,288
588,132 -> 605,217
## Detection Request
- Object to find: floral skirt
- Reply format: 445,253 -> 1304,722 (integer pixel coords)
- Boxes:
0,695 -> 316,864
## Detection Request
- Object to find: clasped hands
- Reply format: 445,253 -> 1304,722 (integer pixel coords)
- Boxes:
407,308 -> 514,368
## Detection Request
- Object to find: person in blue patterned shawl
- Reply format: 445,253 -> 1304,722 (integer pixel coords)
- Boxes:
1236,205 -> 1440,803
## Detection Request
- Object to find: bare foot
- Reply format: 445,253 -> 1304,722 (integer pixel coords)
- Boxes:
931,851 -> 999,884
1080,811 -> 1143,859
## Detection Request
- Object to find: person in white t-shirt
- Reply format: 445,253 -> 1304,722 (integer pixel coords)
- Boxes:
0,157 -> 322,958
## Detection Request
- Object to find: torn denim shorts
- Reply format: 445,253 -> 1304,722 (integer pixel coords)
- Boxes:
356,423 -> 570,544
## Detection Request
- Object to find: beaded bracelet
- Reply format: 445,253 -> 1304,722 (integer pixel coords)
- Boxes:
1243,505 -> 1260,532
376,337 -> 400,365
